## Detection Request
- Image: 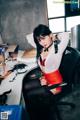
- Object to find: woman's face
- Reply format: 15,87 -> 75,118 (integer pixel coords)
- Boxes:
38,34 -> 54,49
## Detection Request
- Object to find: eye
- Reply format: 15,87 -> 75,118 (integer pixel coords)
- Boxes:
38,39 -> 41,42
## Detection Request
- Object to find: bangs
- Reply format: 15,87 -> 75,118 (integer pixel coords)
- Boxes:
33,24 -> 52,42
36,35 -> 46,41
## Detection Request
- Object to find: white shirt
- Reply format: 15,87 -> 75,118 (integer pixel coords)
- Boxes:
38,32 -> 69,73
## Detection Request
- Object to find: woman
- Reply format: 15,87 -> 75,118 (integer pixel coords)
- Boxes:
33,24 -> 69,95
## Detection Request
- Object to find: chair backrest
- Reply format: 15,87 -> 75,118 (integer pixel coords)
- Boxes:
23,67 -> 41,90
22,66 -> 42,101
59,47 -> 80,93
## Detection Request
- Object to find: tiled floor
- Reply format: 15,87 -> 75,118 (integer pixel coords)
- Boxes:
58,85 -> 80,120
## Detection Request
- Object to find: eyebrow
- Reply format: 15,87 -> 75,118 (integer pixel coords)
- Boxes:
37,35 -> 46,41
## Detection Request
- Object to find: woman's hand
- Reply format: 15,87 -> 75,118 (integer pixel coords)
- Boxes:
50,87 -> 62,95
50,88 -> 60,95
4,70 -> 12,79
39,76 -> 47,85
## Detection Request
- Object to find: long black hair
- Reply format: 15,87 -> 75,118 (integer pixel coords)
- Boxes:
33,24 -> 52,58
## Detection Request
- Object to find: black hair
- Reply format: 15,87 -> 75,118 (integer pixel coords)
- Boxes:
33,24 -> 52,58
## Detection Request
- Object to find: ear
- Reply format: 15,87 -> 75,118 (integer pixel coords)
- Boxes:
50,33 -> 55,41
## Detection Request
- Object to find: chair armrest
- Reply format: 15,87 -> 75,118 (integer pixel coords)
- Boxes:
26,82 -> 67,96
47,82 -> 67,90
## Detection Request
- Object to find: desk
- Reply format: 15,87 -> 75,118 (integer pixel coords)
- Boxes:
0,60 -> 37,105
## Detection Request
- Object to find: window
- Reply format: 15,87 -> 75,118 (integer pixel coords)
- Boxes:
65,0 -> 80,16
47,0 -> 80,33
49,18 -> 65,33
66,16 -> 80,31
47,0 -> 65,18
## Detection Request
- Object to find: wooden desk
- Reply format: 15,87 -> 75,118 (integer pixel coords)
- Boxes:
7,45 -> 18,53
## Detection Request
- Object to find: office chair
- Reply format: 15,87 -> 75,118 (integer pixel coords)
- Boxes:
22,46 -> 80,120
55,46 -> 80,107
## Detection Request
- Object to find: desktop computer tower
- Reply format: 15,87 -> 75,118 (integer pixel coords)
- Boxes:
71,24 -> 80,51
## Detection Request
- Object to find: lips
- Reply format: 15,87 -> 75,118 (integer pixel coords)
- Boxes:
44,45 -> 47,48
